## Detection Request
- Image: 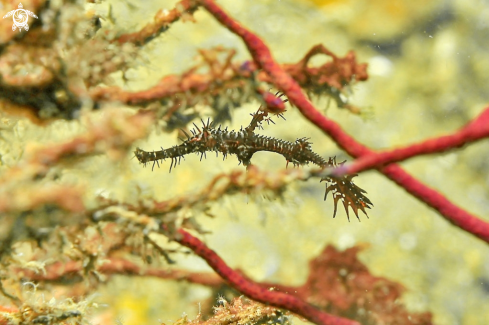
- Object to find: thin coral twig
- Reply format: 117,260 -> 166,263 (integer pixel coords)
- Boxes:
198,0 -> 489,243
117,0 -> 199,45
330,107 -> 489,176
21,258 -> 223,287
175,228 -> 360,325
89,44 -> 363,109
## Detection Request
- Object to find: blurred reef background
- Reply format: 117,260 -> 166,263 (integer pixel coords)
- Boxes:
1,0 -> 489,324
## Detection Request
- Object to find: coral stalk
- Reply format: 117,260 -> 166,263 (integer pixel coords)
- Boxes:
175,228 -> 360,325
331,107 -> 489,176
20,258 -> 223,287
117,0 -> 199,45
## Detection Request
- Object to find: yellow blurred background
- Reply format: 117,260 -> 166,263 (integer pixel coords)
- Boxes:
3,0 -> 489,324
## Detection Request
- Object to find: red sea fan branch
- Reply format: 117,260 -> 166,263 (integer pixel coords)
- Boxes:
331,107 -> 489,176
175,228 -> 360,325
197,0 -> 489,243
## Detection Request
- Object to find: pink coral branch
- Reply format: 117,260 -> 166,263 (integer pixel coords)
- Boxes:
198,0 -> 489,243
21,258 -> 223,287
331,107 -> 489,176
175,228 -> 360,325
